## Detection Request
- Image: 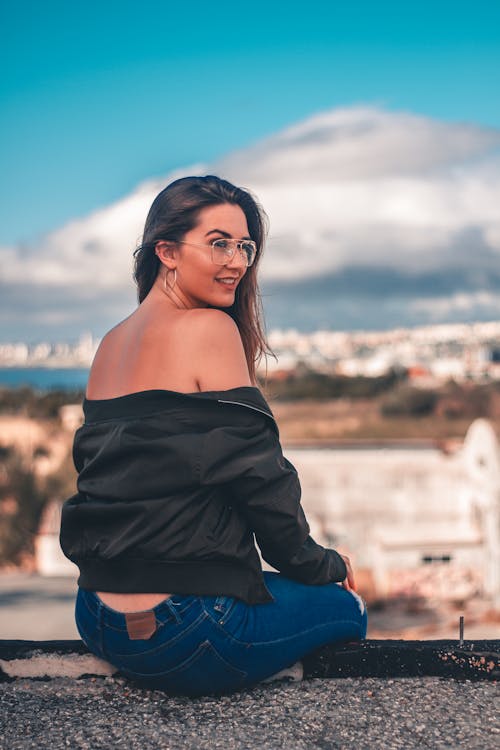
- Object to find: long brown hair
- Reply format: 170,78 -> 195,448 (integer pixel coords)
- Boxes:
133,175 -> 277,385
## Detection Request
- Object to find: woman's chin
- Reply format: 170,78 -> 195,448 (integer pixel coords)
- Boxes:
215,289 -> 236,304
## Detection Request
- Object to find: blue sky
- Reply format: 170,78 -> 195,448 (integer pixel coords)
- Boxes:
1,0 -> 499,246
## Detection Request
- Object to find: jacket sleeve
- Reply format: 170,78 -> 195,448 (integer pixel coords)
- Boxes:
199,416 -> 347,585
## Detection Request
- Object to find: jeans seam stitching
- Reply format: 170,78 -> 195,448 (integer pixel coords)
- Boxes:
122,638 -> 248,681
204,599 -> 238,626
212,618 -> 364,646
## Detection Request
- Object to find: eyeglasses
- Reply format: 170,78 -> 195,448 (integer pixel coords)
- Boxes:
176,238 -> 257,267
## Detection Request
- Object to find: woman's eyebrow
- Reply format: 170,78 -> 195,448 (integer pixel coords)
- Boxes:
205,228 -> 252,240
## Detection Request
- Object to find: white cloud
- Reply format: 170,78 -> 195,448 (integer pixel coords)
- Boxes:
214,105 -> 500,181
2,104 -> 500,333
0,163 -> 207,288
409,291 -> 500,320
212,107 -> 500,280
484,223 -> 500,252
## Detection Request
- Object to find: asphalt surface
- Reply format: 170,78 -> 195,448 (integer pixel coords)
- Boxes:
0,573 -> 80,640
1,674 -> 498,750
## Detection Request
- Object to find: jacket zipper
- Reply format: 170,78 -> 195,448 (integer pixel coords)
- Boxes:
217,399 -> 277,424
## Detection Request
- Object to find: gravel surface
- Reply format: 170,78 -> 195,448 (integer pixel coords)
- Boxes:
0,675 -> 498,749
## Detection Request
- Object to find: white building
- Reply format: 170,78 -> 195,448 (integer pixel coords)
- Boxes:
286,418 -> 500,606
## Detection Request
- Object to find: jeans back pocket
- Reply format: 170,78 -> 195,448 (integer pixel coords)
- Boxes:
128,638 -> 248,697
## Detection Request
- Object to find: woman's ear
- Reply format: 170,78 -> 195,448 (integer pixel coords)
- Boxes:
155,240 -> 178,266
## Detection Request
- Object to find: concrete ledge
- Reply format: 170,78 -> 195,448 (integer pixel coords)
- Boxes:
301,639 -> 500,681
0,639 -> 116,680
1,639 -> 498,682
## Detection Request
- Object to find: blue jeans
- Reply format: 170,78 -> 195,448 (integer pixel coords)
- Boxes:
75,571 -> 368,697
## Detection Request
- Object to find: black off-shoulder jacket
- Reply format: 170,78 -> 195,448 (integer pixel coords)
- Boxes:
59,386 -> 347,604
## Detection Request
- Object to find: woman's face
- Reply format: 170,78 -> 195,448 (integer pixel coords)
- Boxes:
158,203 -> 251,309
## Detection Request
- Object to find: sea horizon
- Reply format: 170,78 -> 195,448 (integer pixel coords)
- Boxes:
0,367 -> 89,391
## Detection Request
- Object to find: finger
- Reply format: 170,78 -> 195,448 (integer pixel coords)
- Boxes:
347,571 -> 357,591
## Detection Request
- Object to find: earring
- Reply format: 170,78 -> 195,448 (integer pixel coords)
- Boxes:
164,268 -> 177,292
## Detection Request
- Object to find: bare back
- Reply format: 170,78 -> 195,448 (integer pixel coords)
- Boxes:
89,308 -> 203,611
86,306 -> 250,612
86,309 -> 201,401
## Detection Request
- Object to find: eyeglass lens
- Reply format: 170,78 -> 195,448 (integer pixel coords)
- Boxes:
212,239 -> 256,266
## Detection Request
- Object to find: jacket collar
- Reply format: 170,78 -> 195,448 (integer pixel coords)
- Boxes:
82,385 -> 277,426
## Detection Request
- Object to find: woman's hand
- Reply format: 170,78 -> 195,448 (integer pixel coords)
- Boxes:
340,554 -> 357,592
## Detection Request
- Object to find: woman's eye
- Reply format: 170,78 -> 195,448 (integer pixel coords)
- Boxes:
213,239 -> 230,249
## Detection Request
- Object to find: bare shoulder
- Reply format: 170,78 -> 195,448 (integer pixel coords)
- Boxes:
185,309 -> 253,391
186,308 -> 240,337
90,319 -> 126,361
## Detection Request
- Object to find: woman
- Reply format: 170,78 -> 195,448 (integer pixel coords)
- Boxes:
60,174 -> 367,697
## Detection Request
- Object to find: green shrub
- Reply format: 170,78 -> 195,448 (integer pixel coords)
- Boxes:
380,386 -> 438,417
0,385 -> 85,418
269,365 -> 406,401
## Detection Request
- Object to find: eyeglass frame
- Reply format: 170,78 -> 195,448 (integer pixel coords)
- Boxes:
157,238 -> 258,267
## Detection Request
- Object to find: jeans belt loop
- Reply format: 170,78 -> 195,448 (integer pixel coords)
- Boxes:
166,598 -> 182,624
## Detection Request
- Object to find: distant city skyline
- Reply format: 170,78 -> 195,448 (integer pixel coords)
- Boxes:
1,321 -> 499,391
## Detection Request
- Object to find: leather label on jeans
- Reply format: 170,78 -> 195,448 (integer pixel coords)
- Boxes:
125,610 -> 157,640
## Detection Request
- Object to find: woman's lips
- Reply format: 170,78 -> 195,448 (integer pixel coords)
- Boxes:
215,278 -> 237,288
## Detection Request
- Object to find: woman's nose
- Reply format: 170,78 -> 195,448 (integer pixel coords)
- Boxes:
226,251 -> 248,270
